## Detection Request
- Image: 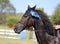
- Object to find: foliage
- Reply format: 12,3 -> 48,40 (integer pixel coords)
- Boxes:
0,0 -> 16,24
0,0 -> 15,13
7,17 -> 18,24
51,4 -> 60,25
6,13 -> 23,27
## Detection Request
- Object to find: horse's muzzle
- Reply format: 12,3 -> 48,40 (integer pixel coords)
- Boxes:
14,28 -> 20,34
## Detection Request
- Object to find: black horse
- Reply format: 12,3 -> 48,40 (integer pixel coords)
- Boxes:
14,5 -> 56,44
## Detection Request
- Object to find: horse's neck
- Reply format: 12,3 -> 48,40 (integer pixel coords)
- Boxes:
34,20 -> 49,44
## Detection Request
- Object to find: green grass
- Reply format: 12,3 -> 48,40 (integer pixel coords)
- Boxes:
0,38 -> 38,44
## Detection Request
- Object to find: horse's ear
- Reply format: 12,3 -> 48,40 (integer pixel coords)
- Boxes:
32,5 -> 36,10
28,5 -> 30,10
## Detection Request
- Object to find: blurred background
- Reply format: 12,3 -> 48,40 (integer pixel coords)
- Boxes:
0,0 -> 60,44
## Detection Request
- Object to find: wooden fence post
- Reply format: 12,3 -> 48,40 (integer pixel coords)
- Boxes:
26,27 -> 33,39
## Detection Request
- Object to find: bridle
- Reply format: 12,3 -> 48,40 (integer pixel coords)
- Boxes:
20,10 -> 51,33
22,10 -> 46,32
21,16 -> 31,30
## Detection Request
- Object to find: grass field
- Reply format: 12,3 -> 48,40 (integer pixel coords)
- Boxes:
0,38 -> 38,44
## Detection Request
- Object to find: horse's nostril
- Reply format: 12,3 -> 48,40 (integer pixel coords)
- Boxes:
14,28 -> 20,34
14,29 -> 17,33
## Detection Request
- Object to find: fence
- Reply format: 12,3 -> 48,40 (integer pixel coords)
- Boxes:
0,29 -> 37,44
0,29 -> 36,39
0,29 -> 20,39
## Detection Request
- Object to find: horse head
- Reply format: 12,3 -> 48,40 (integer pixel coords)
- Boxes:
14,5 -> 40,34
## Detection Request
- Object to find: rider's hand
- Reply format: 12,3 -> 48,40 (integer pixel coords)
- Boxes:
54,25 -> 60,30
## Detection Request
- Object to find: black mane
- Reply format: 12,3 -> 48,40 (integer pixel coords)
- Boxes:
35,10 -> 56,36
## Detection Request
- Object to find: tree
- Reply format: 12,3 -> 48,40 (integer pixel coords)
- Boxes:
51,4 -> 60,25
6,4 -> 16,14
0,0 -> 16,24
0,0 -> 15,13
